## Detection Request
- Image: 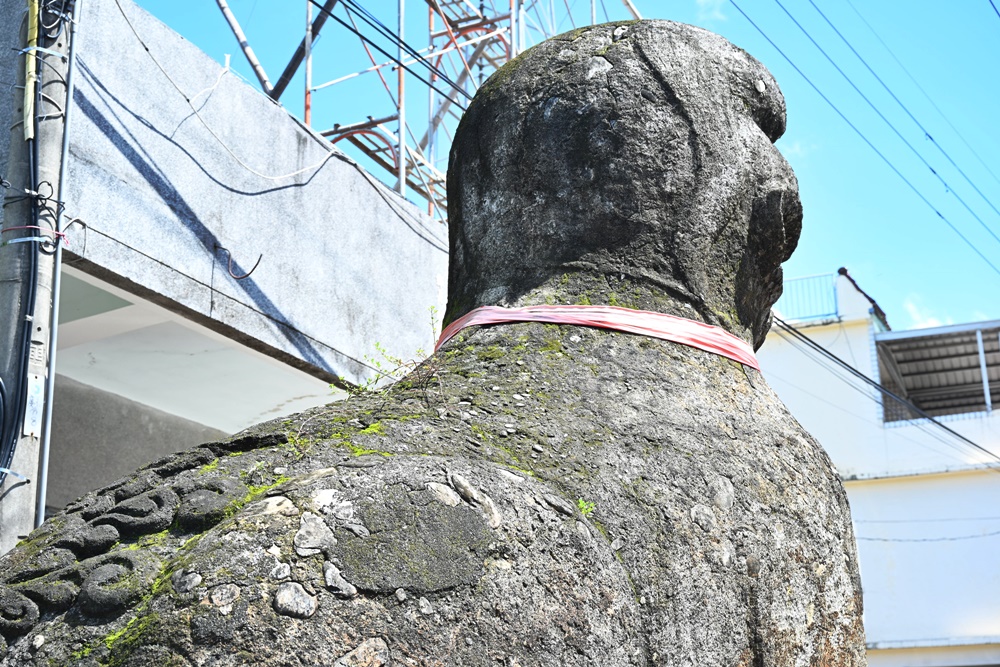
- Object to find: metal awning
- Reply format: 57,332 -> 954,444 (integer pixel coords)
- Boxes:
875,320 -> 1000,422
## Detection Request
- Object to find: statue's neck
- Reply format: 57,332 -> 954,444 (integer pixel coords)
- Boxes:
449,270 -> 752,347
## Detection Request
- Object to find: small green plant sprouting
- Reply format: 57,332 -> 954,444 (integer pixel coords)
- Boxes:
428,304 -> 440,341
283,433 -> 313,459
344,341 -> 425,395
577,498 -> 596,517
337,305 -> 442,396
241,460 -> 268,486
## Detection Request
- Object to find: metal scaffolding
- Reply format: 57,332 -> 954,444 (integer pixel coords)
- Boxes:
216,0 -> 642,224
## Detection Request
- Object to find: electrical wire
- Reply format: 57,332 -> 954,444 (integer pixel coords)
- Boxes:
764,364 -> 974,466
1,4 -> 48,488
844,0 -> 1000,193
318,0 -> 472,102
991,0 -> 1000,22
773,324 -> 976,466
599,0 -> 611,23
775,0 -> 1000,250
40,0 -> 69,40
310,6 -> 471,109
807,0 -> 1000,232
730,1 -> 1000,279
772,327 -> 993,471
857,516 -> 1000,524
772,316 -> 1000,466
856,528 -> 1000,542
113,0 -> 341,182
559,0 -> 579,31
769,321 -> 1000,544
111,0 -> 447,254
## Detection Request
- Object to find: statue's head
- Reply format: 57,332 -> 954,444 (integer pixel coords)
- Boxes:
446,20 -> 801,349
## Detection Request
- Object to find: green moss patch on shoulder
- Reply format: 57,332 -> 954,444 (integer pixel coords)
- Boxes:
102,611 -> 161,666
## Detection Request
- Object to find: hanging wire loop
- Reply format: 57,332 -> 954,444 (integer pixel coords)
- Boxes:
215,244 -> 262,280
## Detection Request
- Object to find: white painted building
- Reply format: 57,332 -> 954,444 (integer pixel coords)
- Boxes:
758,270 -> 1000,667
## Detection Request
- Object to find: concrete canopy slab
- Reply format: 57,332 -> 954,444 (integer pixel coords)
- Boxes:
57,266 -> 339,434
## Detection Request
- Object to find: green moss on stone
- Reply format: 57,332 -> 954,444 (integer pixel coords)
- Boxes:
102,612 -> 161,666
197,458 -> 220,475
359,422 -> 386,436
476,345 -> 505,361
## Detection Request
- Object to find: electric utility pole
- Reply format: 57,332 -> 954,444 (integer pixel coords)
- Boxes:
0,0 -> 77,553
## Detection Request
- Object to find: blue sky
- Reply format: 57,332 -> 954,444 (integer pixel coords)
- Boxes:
133,0 -> 1000,331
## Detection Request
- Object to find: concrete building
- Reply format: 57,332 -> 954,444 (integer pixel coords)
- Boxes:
0,0 -> 448,551
758,270 -> 1000,667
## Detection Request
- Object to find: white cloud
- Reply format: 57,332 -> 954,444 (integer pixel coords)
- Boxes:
903,296 -> 954,330
781,140 -> 807,159
696,0 -> 726,22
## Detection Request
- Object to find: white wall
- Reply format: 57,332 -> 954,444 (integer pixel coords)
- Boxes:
849,471 -> 1000,654
759,319 -> 1000,479
62,0 -> 449,386
759,274 -> 1000,665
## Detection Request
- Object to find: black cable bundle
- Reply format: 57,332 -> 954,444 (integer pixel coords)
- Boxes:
0,2 -> 55,488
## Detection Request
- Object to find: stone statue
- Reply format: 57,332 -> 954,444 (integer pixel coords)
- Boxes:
0,20 -> 866,666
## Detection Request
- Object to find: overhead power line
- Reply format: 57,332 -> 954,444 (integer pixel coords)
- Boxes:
307,0 -> 472,104
774,0 -> 1000,251
843,0 -> 1000,193
772,315 -> 1000,467
804,0 -> 1000,241
765,365 -> 978,466
730,1 -> 1000,279
856,528 -> 1000,542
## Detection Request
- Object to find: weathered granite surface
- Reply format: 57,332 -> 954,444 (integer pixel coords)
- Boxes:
0,20 -> 865,666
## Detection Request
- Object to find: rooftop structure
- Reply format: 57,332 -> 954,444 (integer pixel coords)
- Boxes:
760,270 -> 1000,667
876,320 -> 1000,422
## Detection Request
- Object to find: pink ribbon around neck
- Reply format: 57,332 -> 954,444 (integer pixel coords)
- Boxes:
435,304 -> 760,371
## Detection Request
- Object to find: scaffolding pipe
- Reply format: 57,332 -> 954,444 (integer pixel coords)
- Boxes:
37,0 -> 83,529
397,0 -> 406,195
621,0 -> 642,19
510,0 -> 517,56
271,0 -> 339,100
312,29 -> 499,92
305,0 -> 313,125
428,0 -> 476,83
322,114 -> 399,136
418,39 -> 488,151
216,0 -> 273,95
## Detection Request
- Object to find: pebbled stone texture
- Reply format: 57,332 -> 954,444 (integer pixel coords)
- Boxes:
0,20 -> 864,667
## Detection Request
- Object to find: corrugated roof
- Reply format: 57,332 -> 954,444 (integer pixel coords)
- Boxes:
875,320 -> 1000,422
